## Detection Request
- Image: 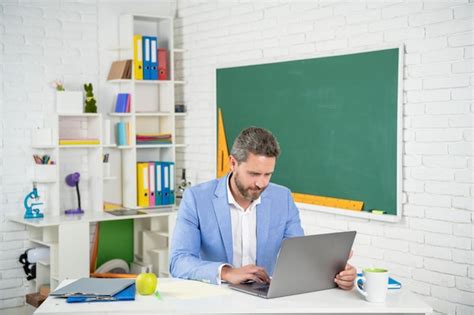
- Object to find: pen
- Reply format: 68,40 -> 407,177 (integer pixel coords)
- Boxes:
33,155 -> 42,164
154,291 -> 162,300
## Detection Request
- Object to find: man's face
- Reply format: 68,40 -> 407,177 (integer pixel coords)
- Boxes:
230,152 -> 276,201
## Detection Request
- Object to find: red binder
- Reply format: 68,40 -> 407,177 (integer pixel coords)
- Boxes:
158,49 -> 168,80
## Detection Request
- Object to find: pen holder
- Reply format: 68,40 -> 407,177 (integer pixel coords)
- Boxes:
33,165 -> 58,183
103,163 -> 111,178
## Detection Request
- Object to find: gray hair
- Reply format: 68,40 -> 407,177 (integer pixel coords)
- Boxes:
230,127 -> 281,163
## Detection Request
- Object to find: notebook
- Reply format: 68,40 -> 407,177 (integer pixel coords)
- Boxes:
50,278 -> 135,298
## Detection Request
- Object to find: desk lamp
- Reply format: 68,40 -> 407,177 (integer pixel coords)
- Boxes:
65,172 -> 83,215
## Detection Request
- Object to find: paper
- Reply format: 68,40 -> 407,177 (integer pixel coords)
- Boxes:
159,280 -> 231,300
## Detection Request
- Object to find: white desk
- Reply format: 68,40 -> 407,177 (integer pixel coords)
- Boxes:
9,208 -> 177,290
35,278 -> 432,315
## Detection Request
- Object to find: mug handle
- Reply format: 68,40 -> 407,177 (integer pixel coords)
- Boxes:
356,276 -> 367,298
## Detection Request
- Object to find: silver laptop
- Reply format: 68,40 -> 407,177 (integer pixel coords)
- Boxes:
229,231 -> 356,299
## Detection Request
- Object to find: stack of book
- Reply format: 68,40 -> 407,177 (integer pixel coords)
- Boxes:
107,60 -> 132,80
59,139 -> 100,145
136,133 -> 172,145
117,122 -> 131,146
114,93 -> 131,113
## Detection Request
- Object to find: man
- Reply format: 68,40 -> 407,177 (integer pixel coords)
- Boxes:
169,127 -> 356,289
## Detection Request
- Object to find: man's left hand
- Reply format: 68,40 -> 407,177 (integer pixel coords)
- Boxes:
334,263 -> 356,290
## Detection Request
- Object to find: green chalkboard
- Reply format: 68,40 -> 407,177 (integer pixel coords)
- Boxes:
217,48 -> 400,215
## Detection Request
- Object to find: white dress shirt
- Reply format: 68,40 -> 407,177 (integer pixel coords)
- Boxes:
217,175 -> 261,283
226,176 -> 260,267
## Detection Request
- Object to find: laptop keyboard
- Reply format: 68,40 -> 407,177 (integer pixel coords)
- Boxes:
254,284 -> 270,292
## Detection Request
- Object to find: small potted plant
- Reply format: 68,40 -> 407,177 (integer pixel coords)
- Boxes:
84,83 -> 98,113
53,80 -> 83,114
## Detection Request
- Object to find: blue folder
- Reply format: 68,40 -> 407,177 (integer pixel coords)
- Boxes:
155,161 -> 163,206
142,36 -> 151,80
149,37 -> 158,80
66,283 -> 135,303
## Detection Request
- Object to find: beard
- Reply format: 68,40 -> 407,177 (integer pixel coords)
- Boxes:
233,171 -> 266,201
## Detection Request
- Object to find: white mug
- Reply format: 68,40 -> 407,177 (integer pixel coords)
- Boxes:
356,268 -> 388,303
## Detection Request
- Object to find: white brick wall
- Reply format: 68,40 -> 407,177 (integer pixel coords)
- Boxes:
174,1 -> 474,315
0,0 -> 176,312
0,0 -> 100,310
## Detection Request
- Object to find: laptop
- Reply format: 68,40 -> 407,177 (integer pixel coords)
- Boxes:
229,231 -> 356,299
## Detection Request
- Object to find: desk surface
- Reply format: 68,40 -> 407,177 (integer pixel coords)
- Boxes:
9,207 -> 176,227
36,278 -> 432,314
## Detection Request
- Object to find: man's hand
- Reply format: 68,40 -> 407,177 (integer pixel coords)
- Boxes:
221,264 -> 270,285
334,249 -> 356,290
335,263 -> 356,290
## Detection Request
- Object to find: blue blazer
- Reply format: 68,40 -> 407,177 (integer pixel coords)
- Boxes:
169,175 -> 304,284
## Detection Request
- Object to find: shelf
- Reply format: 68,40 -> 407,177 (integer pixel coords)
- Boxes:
109,113 -> 132,117
58,113 -> 100,117
32,145 -> 56,149
117,145 -> 134,150
103,177 -> 117,181
102,144 -> 117,148
34,179 -> 57,184
37,260 -> 50,267
174,113 -> 187,117
107,79 -> 133,84
30,238 -> 56,247
136,144 -> 173,149
174,80 -> 186,85
59,145 -> 101,149
147,248 -> 168,254
173,48 -> 185,53
136,80 -> 173,85
296,202 -> 401,223
107,79 -> 177,85
136,112 -> 173,117
175,144 -> 186,148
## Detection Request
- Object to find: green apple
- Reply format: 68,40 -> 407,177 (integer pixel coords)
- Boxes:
136,272 -> 158,295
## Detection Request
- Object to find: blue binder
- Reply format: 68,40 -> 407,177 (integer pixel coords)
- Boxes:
142,36 -> 151,80
67,284 -> 136,303
155,161 -> 163,205
162,162 -> 170,205
169,162 -> 175,204
149,37 -> 158,80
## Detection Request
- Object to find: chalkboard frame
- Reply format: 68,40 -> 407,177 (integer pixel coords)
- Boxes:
215,45 -> 404,223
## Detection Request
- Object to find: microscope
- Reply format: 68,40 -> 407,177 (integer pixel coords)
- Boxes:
23,182 -> 44,219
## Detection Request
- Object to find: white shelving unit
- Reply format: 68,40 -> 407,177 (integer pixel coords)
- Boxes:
104,14 -> 183,277
31,113 -> 103,218
13,14 -> 182,296
106,14 -> 183,213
